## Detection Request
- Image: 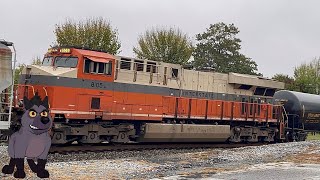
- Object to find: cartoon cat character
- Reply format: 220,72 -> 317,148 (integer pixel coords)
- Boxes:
2,93 -> 52,178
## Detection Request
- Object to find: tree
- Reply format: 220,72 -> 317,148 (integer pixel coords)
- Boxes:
14,57 -> 41,85
294,58 -> 320,94
272,74 -> 297,91
193,22 -> 260,75
133,28 -> 193,65
31,56 -> 42,65
14,64 -> 25,85
54,17 -> 121,55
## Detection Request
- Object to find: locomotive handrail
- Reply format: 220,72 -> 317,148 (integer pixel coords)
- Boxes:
236,102 -> 278,123
12,84 -> 35,108
15,84 -> 35,96
13,84 -> 34,103
140,96 -> 280,124
42,87 -> 51,109
43,87 -> 48,96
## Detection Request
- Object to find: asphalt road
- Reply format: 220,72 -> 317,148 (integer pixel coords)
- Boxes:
209,162 -> 320,180
155,162 -> 320,180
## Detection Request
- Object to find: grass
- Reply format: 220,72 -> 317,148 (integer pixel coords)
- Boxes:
307,133 -> 320,141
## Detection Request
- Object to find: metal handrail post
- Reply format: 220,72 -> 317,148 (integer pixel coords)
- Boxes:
8,44 -> 16,125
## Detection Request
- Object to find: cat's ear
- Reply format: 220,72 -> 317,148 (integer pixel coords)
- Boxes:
42,96 -> 49,109
23,96 -> 32,110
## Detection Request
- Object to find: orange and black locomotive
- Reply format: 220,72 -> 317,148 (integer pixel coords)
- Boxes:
6,46 -> 290,144
1,42 -> 305,145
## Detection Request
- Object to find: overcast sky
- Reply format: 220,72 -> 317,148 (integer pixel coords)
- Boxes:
1,0 -> 319,78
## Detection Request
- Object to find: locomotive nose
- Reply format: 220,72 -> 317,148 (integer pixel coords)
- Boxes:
41,117 -> 50,124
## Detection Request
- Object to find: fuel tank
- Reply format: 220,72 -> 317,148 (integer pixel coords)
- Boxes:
138,123 -> 230,142
273,90 -> 320,131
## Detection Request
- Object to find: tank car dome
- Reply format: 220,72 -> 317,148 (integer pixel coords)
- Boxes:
273,90 -> 320,115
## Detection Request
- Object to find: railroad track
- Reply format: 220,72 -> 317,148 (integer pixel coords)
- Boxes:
49,142 -> 266,154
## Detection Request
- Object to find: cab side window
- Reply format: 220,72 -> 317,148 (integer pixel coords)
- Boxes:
98,63 -> 105,74
84,58 -> 112,75
172,68 -> 179,79
105,62 -> 112,75
84,60 -> 91,73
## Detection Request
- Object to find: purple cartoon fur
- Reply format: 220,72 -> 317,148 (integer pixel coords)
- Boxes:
2,93 -> 52,178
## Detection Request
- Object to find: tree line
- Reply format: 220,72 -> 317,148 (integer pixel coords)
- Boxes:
272,58 -> 320,94
17,17 -> 319,95
54,18 -> 259,75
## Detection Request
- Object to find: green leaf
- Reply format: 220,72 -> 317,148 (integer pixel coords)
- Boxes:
133,27 -> 193,65
54,17 -> 121,55
193,22 -> 259,75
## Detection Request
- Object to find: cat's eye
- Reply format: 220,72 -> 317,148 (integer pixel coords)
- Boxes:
40,111 -> 48,117
29,110 -> 37,118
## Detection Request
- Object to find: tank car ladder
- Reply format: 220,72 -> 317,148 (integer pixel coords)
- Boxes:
0,87 -> 14,129
0,40 -> 16,141
278,105 -> 289,141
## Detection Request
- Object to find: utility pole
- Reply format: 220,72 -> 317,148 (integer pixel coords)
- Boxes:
316,57 -> 319,95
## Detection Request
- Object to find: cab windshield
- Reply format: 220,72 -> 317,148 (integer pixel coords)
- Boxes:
54,56 -> 78,68
42,57 -> 53,66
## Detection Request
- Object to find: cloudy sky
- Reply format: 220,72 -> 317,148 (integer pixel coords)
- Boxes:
1,0 -> 319,78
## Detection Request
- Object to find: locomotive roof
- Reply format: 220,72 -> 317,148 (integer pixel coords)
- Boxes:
73,49 -> 115,60
51,46 -> 110,53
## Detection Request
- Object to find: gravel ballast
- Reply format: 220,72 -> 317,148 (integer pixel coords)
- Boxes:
1,141 -> 320,179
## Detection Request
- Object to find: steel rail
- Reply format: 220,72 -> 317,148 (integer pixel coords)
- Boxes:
49,142 -> 266,154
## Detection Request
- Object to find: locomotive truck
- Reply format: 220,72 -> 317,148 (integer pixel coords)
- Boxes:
0,42 -> 311,144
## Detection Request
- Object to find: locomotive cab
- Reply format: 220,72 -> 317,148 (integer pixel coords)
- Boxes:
36,47 -> 115,82
17,47 -> 116,122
